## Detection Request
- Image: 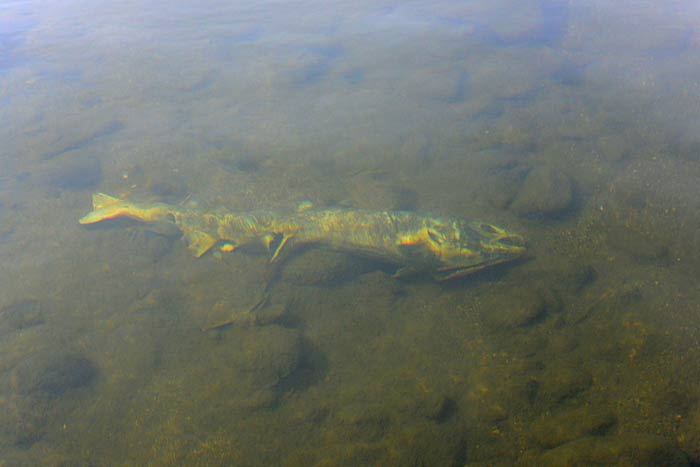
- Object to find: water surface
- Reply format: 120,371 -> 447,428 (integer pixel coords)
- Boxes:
1,0 -> 700,465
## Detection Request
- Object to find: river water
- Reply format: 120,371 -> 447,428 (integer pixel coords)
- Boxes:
1,1 -> 700,465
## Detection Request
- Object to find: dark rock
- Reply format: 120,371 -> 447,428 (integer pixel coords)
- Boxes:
551,60 -> 586,87
531,405 -> 616,448
596,134 -> 632,162
479,285 -> 548,329
538,433 -> 689,467
606,225 -> 669,262
565,284 -> 642,325
12,353 -> 98,397
332,405 -> 390,443
548,333 -> 580,355
127,229 -> 177,261
0,299 -> 44,335
480,162 -> 530,209
0,220 -> 14,243
255,303 -> 289,326
44,152 -> 102,191
281,248 -> 376,285
287,443 -> 385,467
538,366 -> 593,405
484,1 -> 567,47
510,166 -> 573,218
229,326 -> 303,390
558,263 -> 597,294
41,120 -> 122,161
479,403 -> 509,424
344,173 -> 414,212
0,395 -> 51,446
677,406 -> 700,461
126,288 -> 180,314
147,176 -> 189,203
390,423 -> 466,467
229,155 -> 261,173
393,187 -> 419,211
415,393 -> 455,422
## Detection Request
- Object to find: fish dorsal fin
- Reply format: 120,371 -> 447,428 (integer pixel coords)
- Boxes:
92,192 -> 122,210
183,229 -> 217,257
297,200 -> 314,213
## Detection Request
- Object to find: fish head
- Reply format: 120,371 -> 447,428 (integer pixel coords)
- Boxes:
420,218 -> 526,280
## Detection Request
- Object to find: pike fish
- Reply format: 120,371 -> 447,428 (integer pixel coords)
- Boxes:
79,193 -> 525,280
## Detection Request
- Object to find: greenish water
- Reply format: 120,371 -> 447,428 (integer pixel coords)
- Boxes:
1,0 -> 700,465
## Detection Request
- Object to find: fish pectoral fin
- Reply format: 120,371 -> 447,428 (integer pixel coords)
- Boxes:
184,230 -> 217,257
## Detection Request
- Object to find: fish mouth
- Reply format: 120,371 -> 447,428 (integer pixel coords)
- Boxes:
483,233 -> 527,258
432,258 -> 514,281
433,238 -> 526,281
498,234 -> 526,248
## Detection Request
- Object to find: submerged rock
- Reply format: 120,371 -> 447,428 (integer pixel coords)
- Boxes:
147,176 -> 189,204
531,405 -> 616,448
606,224 -> 669,263
43,151 -> 102,191
538,433 -> 689,467
677,405 -> 700,461
11,353 -> 98,397
0,395 -> 51,446
0,299 -> 44,336
226,325 -> 303,391
537,366 -> 593,406
281,248 -> 377,285
479,161 -> 530,209
389,423 -> 466,467
510,166 -> 573,218
414,393 -> 455,422
479,285 -> 548,329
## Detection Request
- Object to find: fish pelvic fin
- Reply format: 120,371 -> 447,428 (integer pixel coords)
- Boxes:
262,233 -> 294,263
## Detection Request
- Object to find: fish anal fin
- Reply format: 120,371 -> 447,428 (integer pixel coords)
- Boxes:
184,229 -> 217,257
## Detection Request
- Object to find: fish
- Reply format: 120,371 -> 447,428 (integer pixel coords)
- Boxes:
79,193 -> 525,281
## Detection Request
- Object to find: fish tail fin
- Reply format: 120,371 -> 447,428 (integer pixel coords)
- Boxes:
79,193 -> 163,225
91,192 -> 122,210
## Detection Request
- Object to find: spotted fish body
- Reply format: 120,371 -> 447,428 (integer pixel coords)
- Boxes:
79,193 -> 525,280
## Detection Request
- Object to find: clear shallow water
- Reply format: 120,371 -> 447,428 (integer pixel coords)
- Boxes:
2,1 -> 700,465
